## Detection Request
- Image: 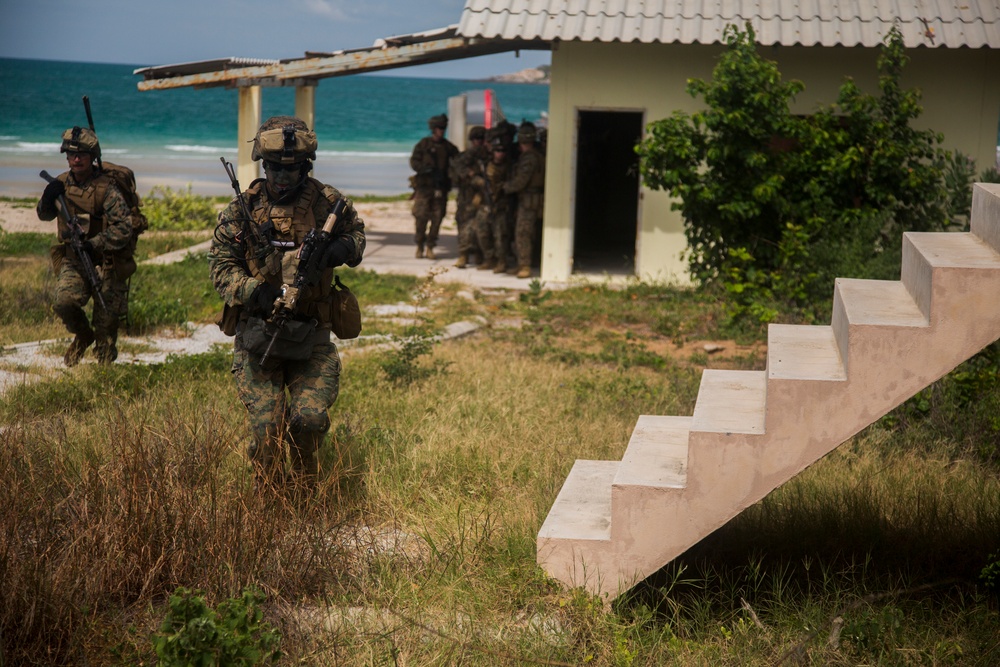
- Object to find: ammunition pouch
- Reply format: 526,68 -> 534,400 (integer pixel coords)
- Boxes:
330,275 -> 362,340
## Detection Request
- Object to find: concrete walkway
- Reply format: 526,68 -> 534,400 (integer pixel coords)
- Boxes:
148,225 -> 561,291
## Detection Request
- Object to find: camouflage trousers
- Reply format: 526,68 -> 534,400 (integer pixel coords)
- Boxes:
412,188 -> 447,248
232,336 -> 341,486
514,193 -> 544,267
455,193 -> 481,255
473,205 -> 509,265
54,258 -> 128,362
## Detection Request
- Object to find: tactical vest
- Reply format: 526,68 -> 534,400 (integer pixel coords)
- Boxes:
243,178 -> 337,330
56,171 -> 114,240
51,171 -> 137,279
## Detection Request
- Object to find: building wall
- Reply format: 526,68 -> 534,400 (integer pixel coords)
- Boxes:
540,40 -> 1000,283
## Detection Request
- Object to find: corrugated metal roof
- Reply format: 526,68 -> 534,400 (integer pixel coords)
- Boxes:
457,0 -> 1000,48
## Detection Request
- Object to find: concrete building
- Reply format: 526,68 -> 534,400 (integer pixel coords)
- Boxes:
458,1 -> 1000,283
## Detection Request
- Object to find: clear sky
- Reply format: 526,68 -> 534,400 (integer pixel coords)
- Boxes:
0,0 -> 550,80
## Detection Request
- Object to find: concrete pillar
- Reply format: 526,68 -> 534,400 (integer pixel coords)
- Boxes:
237,85 -> 262,188
294,84 -> 316,130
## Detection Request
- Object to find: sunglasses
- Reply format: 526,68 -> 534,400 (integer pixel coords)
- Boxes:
264,161 -> 303,173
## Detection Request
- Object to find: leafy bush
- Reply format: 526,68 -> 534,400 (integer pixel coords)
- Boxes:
637,24 -> 955,325
152,586 -> 282,666
144,185 -> 221,231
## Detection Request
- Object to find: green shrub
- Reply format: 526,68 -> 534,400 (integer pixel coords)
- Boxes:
144,186 -> 220,232
637,24 -> 953,325
152,586 -> 282,666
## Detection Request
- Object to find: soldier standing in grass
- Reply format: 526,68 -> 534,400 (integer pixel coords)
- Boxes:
209,116 -> 366,493
450,125 -> 488,268
504,121 -> 546,279
36,127 -> 135,366
409,113 -> 458,260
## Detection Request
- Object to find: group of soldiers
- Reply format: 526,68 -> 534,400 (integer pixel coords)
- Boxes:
409,114 -> 546,279
34,111 -> 544,494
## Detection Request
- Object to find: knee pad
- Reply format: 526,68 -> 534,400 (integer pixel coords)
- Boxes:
289,411 -> 330,435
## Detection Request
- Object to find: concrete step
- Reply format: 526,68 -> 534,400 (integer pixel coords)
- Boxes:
767,324 -> 846,382
831,278 -> 928,374
537,460 -> 617,543
902,231 -> 1000,322
691,370 -> 766,435
613,415 -> 690,490
972,183 -> 1000,252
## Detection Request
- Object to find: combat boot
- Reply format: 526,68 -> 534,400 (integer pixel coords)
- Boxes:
477,259 -> 495,271
95,342 -> 119,365
492,261 -> 507,274
516,265 -> 531,279
289,431 -> 322,500
415,244 -> 424,259
64,329 -> 95,367
425,246 -> 437,260
454,252 -> 468,269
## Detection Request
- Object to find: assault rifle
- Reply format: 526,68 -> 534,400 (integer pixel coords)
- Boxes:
82,95 -> 103,173
260,198 -> 348,365
40,170 -> 107,312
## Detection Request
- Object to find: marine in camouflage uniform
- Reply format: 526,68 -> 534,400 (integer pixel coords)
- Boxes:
448,125 -> 488,268
209,116 -> 366,492
504,122 -> 546,279
472,136 -> 513,272
409,113 -> 458,259
36,127 -> 135,366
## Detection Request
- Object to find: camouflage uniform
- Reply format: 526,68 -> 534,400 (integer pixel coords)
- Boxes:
449,127 -> 488,265
409,114 -> 458,258
36,133 -> 135,366
505,125 -> 546,278
209,116 -> 366,490
473,148 -> 512,271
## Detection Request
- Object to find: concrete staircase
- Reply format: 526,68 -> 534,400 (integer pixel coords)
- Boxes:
537,183 -> 1000,600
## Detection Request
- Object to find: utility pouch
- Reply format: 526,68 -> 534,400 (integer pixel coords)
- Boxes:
242,316 -> 320,361
330,275 -> 362,340
217,303 -> 241,337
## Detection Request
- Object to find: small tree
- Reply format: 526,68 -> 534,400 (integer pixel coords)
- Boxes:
637,24 -> 952,325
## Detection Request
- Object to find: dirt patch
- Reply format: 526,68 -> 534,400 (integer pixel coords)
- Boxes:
0,202 -> 45,234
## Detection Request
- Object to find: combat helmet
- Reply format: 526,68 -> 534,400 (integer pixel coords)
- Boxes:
468,125 -> 486,141
251,116 -> 318,164
428,114 -> 448,130
60,126 -> 100,158
517,120 -> 537,144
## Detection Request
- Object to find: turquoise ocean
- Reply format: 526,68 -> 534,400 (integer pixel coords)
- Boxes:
0,57 -> 549,198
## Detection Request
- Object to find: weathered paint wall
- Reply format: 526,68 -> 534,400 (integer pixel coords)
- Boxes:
541,40 -> 1000,283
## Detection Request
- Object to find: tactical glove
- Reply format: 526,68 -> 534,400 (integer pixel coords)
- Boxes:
41,180 -> 65,209
249,281 -> 281,317
322,238 -> 352,268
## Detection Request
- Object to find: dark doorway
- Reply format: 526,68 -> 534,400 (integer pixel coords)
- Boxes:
573,110 -> 642,274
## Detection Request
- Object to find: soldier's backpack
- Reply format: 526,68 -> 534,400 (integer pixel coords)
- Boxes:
101,161 -> 148,242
